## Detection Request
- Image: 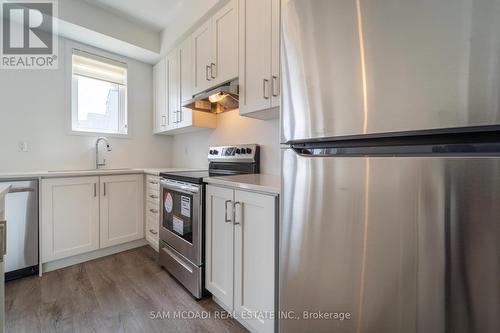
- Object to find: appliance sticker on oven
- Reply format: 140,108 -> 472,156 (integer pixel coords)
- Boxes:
173,215 -> 184,235
164,193 -> 173,213
181,196 -> 191,217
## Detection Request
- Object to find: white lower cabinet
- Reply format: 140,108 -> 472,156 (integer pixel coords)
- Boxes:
41,175 -> 144,263
206,185 -> 277,333
41,176 -> 100,262
145,175 -> 160,251
100,175 -> 144,248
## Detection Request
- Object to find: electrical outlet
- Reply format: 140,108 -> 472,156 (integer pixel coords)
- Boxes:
18,141 -> 28,152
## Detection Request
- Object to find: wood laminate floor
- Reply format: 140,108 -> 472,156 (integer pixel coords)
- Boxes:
5,246 -> 248,333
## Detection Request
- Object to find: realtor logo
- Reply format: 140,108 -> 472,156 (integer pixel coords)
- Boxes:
1,0 -> 58,69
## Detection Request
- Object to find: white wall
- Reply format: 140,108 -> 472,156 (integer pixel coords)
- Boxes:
171,110 -> 281,175
0,38 -> 173,173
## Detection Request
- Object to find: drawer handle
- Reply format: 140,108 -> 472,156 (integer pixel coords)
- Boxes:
149,229 -> 158,235
149,181 -> 159,185
263,79 -> 270,99
149,209 -> 159,214
149,194 -> 159,199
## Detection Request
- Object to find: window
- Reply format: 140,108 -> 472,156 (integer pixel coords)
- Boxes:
71,49 -> 128,135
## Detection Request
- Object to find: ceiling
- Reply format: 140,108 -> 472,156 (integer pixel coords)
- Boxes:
84,0 -> 185,31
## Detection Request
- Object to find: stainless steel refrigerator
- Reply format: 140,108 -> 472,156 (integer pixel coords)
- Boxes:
280,1 -> 500,333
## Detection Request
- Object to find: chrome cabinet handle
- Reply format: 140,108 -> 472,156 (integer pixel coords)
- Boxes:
178,110 -> 182,123
149,229 -> 158,235
210,63 -> 216,79
150,208 -> 159,214
225,200 -> 233,223
103,183 -> 106,196
162,115 -> 166,126
94,183 -> 97,197
272,75 -> 279,97
149,194 -> 159,199
263,79 -> 270,99
206,65 -> 212,81
149,181 -> 159,185
0,220 -> 6,260
234,202 -> 243,225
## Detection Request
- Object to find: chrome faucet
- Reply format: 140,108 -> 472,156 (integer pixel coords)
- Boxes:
95,137 -> 112,169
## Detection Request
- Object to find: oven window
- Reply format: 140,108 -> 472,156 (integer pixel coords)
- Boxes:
162,188 -> 194,244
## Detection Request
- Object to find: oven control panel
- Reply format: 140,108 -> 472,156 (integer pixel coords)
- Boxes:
208,144 -> 259,162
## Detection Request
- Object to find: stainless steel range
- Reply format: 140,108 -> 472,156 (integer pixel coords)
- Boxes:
159,144 -> 260,299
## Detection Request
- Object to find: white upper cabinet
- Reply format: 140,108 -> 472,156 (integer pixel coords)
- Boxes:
239,0 -> 280,119
100,175 -> 144,248
155,41 -> 216,135
211,0 -> 239,86
192,20 -> 214,95
153,58 -> 167,133
192,0 -> 238,95
41,177 -> 100,263
166,48 -> 180,129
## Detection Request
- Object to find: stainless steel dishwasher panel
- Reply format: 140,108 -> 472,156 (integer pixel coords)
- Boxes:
3,180 -> 38,278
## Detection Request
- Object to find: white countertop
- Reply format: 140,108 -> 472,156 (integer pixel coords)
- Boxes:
0,168 -> 205,180
204,174 -> 280,195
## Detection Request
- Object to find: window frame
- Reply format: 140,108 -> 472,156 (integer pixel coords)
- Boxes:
68,46 -> 130,138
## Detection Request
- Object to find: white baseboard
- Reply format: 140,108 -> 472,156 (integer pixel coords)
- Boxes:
42,239 -> 147,273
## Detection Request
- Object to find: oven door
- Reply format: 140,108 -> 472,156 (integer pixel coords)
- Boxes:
159,179 -> 202,266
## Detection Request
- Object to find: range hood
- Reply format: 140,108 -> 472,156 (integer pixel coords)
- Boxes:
183,80 -> 239,114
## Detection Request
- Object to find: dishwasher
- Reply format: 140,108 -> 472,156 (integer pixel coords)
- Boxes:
1,179 -> 39,281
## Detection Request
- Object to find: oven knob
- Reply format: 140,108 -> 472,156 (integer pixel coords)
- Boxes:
246,148 -> 252,154
213,150 -> 219,155
209,150 -> 214,155
235,148 -> 241,154
240,147 -> 247,154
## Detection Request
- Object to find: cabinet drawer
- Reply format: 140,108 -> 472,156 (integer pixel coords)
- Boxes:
146,215 -> 159,238
146,176 -> 160,191
146,188 -> 160,204
146,200 -> 160,217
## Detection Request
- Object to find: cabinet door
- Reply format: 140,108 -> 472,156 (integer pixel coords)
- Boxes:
166,48 -> 180,129
41,177 -> 100,263
234,190 -> 276,333
153,58 -> 167,133
100,175 -> 144,248
178,37 -> 193,128
270,0 -> 280,108
205,185 -> 234,310
239,0 -> 272,115
192,21 -> 213,95
212,0 -> 238,86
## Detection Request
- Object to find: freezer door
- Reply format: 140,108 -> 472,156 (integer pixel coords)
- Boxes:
280,149 -> 500,333
281,0 -> 500,143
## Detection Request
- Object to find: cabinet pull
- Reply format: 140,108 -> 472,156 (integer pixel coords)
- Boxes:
150,208 -> 159,214
224,200 -> 233,223
149,181 -> 159,185
93,183 -> 97,197
162,115 -> 166,126
263,79 -> 270,99
0,220 -> 7,259
234,202 -> 243,225
149,194 -> 159,199
206,65 -> 212,81
272,75 -> 279,97
149,229 -> 158,235
210,63 -> 216,79
103,183 -> 106,196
